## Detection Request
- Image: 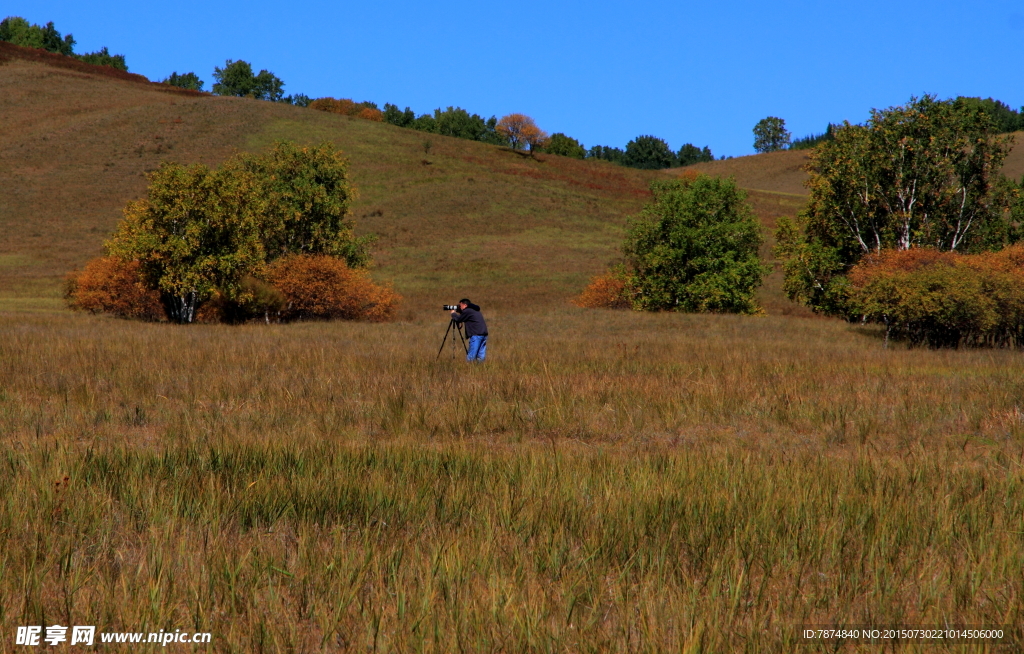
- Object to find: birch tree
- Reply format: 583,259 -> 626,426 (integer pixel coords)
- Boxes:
775,95 -> 1013,314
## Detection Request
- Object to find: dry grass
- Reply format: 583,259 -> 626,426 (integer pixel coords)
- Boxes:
2,311 -> 1024,651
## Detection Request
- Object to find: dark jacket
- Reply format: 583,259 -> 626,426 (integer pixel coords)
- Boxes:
453,304 -> 488,337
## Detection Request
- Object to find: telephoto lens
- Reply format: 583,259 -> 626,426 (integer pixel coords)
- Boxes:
443,305 -> 459,311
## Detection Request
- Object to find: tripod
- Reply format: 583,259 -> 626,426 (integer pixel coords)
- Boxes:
436,317 -> 469,359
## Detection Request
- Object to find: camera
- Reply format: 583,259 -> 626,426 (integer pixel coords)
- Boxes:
443,305 -> 459,311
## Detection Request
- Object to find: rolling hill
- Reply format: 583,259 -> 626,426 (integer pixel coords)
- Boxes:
2,41 -> 1020,318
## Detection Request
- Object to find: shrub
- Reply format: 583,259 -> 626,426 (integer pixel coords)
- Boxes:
357,107 -> 383,122
65,257 -> 164,321
309,98 -> 381,121
573,272 -> 631,309
266,255 -> 399,322
848,246 -> 1024,347
622,175 -> 769,314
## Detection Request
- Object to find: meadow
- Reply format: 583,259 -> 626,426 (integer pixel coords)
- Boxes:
3,46 -> 1024,651
2,310 -> 1024,652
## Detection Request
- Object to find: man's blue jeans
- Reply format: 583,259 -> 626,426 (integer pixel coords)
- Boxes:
466,335 -> 487,362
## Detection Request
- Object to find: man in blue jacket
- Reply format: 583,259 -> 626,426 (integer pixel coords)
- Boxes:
450,299 -> 488,362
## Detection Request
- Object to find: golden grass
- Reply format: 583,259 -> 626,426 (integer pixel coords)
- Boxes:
2,311 -> 1023,651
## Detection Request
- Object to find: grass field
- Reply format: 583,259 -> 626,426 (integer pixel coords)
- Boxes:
2,47 -> 1024,652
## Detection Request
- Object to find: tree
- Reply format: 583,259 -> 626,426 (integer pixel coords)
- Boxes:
78,47 -> 127,71
212,60 -> 284,101
0,17 -> 75,55
434,106 -> 489,140
106,142 -> 367,323
163,71 -> 204,91
623,175 -> 769,314
587,145 -> 625,164
775,95 -> 1013,314
545,133 -> 586,159
676,143 -> 714,166
228,141 -> 370,267
496,113 -> 544,151
753,116 -> 791,153
383,103 -> 416,127
623,135 -> 677,169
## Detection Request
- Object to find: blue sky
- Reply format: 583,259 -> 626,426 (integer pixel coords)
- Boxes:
9,0 -> 1024,157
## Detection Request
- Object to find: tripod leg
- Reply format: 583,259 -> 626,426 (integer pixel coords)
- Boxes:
436,319 -> 454,360
457,323 -> 469,354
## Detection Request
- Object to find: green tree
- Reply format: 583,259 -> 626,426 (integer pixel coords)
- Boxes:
78,47 -> 127,71
955,97 -> 1024,134
623,175 -> 769,314
434,106 -> 488,140
676,143 -> 714,166
228,141 -> 370,267
544,133 -> 586,158
212,60 -> 284,101
587,145 -> 625,164
775,95 -> 1013,314
0,17 -> 75,55
623,135 -> 677,169
107,142 -> 367,323
383,103 -> 415,127
753,116 -> 791,153
163,71 -> 204,91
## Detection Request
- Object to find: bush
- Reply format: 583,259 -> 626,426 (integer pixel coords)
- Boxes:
310,98 -> 381,121
65,257 -> 164,321
266,255 -> 400,322
622,175 -> 769,314
848,246 -> 1024,347
573,272 -> 631,309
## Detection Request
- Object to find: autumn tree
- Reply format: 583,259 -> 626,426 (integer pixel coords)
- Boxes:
753,116 -> 791,153
106,142 -> 368,323
775,95 -> 1014,314
497,113 -> 546,151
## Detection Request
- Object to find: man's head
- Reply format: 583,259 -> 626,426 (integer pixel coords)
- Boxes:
459,298 -> 471,310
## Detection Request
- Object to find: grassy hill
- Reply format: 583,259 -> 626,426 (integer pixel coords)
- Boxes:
3,43 -> 1022,320
0,43 -> 663,317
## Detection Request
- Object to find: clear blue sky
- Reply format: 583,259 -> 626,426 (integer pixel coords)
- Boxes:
9,0 -> 1024,157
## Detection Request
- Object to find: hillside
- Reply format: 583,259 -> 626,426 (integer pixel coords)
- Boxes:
0,44 -> 662,316
5,44 -> 1021,319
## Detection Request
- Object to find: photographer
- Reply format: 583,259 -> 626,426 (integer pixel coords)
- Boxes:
450,299 -> 488,362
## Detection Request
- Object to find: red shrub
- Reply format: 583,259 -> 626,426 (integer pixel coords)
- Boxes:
65,257 -> 164,321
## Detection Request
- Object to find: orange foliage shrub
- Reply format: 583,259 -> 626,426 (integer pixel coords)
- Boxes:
357,107 -> 383,122
309,98 -> 382,122
848,245 -> 1024,347
65,257 -> 164,321
309,97 -> 358,115
266,254 -> 400,322
573,272 -> 632,309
